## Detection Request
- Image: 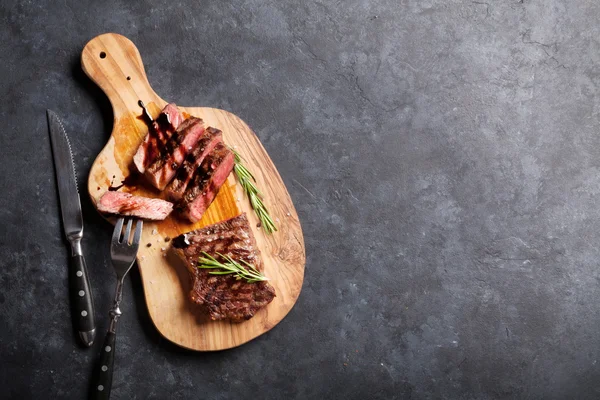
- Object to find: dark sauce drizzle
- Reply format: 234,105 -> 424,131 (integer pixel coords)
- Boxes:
121,174 -> 139,187
138,100 -> 154,124
137,100 -> 181,168
108,176 -> 124,191
108,171 -> 139,192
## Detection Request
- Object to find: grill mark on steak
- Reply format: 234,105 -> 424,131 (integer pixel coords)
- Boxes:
178,142 -> 234,222
144,117 -> 206,190
166,127 -> 223,201
172,213 -> 275,321
133,103 -> 183,174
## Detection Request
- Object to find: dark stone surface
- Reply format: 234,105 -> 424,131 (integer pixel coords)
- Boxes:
1,0 -> 600,398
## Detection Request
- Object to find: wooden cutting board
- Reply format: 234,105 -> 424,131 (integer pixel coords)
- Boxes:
82,33 -> 305,351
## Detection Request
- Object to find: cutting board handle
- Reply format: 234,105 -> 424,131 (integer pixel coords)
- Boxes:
81,33 -> 163,116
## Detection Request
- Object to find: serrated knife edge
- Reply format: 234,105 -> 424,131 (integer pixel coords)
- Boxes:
47,109 -> 83,242
51,110 -> 79,191
47,109 -> 96,347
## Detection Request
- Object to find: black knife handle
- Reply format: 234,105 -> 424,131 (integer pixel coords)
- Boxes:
70,254 -> 96,346
91,331 -> 116,400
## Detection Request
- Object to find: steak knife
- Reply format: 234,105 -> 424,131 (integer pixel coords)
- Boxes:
47,110 -> 96,347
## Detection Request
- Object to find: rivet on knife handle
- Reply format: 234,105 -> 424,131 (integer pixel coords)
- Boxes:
70,252 -> 96,346
47,110 -> 97,347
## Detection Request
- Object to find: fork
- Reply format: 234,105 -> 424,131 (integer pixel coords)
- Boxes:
91,217 -> 143,400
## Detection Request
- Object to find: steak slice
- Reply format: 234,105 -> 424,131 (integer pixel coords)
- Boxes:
172,213 -> 276,321
165,127 -> 223,202
133,103 -> 183,174
97,191 -> 173,220
178,142 -> 235,223
144,117 -> 205,190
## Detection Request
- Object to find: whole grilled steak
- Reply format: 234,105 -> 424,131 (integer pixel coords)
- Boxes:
133,103 -> 183,174
178,142 -> 235,222
97,191 -> 173,220
144,117 -> 205,190
172,213 -> 276,321
166,127 -> 223,202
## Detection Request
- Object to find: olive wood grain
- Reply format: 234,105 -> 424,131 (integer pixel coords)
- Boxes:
82,33 -> 305,351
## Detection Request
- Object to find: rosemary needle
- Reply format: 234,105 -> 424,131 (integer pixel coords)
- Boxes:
197,252 -> 269,283
232,149 -> 278,234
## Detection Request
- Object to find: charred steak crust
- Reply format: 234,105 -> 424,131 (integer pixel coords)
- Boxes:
145,117 -> 206,190
166,127 -> 223,201
172,213 -> 276,321
178,142 -> 235,222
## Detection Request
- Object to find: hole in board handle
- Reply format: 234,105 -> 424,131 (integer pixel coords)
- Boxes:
100,52 -> 106,59
127,76 -> 131,80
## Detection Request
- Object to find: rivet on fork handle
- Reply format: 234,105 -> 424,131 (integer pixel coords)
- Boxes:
91,278 -> 124,400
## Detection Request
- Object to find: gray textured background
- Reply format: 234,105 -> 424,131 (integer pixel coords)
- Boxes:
2,0 -> 600,399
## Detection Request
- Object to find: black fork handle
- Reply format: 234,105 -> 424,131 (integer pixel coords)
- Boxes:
90,330 -> 116,400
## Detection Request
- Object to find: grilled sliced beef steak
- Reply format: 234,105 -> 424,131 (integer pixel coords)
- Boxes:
97,191 -> 173,220
144,117 -> 205,190
178,142 -> 235,222
133,103 -> 183,174
172,213 -> 275,321
166,127 -> 223,202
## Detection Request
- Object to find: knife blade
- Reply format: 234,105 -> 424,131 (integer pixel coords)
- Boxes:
47,110 -> 96,347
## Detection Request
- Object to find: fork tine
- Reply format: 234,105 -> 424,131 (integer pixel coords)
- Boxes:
109,218 -> 142,280
124,218 -> 133,244
131,220 -> 143,250
112,217 -> 124,243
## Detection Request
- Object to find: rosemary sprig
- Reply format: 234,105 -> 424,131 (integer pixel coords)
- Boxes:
197,251 -> 269,283
232,149 -> 277,234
